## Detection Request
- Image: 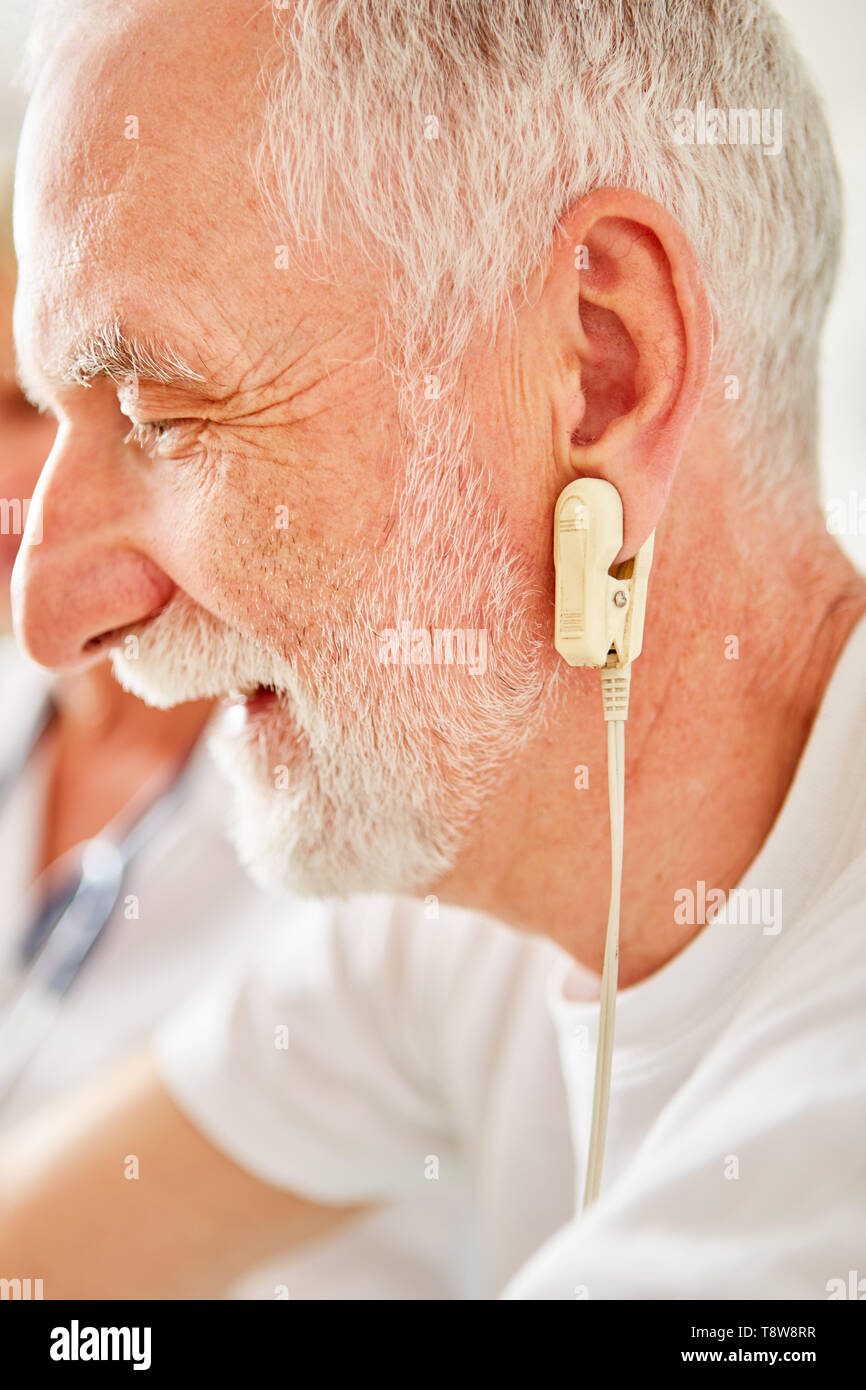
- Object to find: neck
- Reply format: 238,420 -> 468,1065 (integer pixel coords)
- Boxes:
435,473 -> 866,986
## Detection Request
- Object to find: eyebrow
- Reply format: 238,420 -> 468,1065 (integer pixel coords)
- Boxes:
17,321 -> 208,407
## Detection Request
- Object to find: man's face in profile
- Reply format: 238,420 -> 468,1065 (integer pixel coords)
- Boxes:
11,0 -> 556,898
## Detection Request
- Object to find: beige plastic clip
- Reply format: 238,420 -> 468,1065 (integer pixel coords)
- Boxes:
553,478 -> 654,669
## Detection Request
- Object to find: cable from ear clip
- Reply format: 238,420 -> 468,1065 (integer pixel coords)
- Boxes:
552,478 -> 654,1210
582,657 -> 627,1209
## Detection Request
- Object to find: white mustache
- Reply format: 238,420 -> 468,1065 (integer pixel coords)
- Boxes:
109,592 -> 298,709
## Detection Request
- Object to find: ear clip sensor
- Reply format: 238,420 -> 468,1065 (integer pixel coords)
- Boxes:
554,478 -> 654,670
553,477 -> 654,1207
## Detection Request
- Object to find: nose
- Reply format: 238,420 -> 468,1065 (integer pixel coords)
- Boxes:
10,438 -> 175,671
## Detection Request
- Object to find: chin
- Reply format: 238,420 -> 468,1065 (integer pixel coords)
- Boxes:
208,719 -> 458,901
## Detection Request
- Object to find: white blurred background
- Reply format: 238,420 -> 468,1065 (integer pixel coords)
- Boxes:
0,2 -> 28,169
0,0 -> 863,565
776,0 -> 866,569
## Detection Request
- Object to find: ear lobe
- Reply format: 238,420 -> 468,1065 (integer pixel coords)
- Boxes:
548,190 -> 712,559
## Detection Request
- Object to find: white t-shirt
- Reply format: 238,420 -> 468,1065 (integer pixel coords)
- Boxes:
155,897 -> 574,1298
154,615 -> 866,1300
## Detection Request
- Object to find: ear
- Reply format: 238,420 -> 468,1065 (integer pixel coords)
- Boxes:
540,188 -> 713,559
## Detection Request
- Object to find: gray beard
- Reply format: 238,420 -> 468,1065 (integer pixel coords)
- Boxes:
116,408 -> 556,900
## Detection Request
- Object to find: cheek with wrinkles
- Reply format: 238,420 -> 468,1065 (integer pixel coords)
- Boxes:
150,440 -> 386,667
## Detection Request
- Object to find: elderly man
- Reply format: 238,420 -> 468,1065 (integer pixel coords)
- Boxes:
1,152 -> 539,1300
2,0 -> 864,1300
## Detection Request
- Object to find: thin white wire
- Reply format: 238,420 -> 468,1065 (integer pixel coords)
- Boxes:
582,701 -> 626,1210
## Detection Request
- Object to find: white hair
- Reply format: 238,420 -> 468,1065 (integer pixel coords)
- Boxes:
256,0 -> 841,497
23,0 -> 842,492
